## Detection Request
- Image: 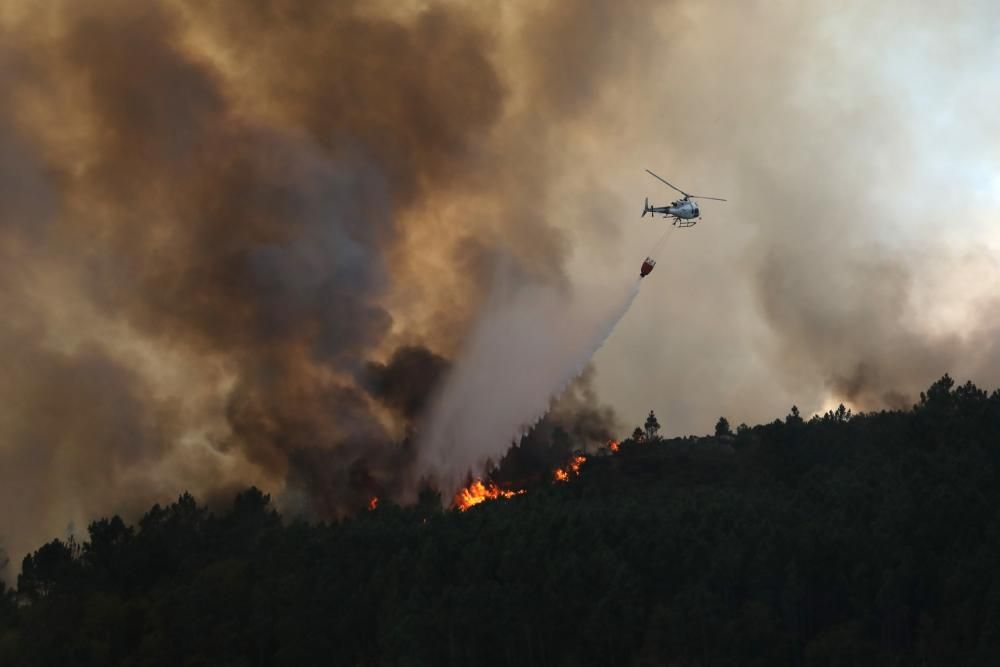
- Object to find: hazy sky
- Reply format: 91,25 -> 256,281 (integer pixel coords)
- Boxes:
545,0 -> 1000,434
2,0 -> 1000,574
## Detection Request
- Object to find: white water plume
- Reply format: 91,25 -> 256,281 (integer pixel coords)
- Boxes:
417,273 -> 641,492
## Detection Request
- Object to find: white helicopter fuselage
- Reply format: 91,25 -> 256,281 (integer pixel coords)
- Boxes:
647,199 -> 700,219
669,199 -> 699,219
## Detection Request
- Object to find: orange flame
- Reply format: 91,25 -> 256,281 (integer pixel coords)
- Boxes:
368,496 -> 379,511
453,480 -> 524,511
554,455 -> 587,482
608,439 -> 620,453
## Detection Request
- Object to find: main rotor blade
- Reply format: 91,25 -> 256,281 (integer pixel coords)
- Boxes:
645,169 -> 688,197
688,194 -> 727,202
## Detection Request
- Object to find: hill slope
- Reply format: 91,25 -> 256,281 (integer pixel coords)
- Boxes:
5,376 -> 1000,665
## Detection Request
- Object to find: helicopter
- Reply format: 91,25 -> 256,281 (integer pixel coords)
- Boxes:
641,169 -> 726,228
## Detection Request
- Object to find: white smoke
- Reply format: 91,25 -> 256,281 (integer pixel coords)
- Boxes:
418,271 -> 641,493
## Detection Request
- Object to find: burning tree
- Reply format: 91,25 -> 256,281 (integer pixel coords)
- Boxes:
453,480 -> 524,512
553,455 -> 587,482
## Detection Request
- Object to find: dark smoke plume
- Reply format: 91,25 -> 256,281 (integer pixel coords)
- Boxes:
5,0 -> 997,578
0,0 -> 634,572
363,346 -> 451,422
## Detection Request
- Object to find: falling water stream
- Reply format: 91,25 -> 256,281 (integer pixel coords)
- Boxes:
417,275 -> 644,493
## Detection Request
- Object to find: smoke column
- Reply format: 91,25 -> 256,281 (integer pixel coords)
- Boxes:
419,272 -> 641,491
4,0 -> 999,578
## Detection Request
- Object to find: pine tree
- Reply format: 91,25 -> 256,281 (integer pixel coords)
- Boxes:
644,410 -> 661,440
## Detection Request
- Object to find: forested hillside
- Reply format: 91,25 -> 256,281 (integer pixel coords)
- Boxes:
4,375 -> 1000,666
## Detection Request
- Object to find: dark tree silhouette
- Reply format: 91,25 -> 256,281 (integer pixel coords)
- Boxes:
644,410 -> 661,440
18,538 -> 79,601
714,416 -> 732,437
786,405 -> 803,424
3,375 -> 1000,665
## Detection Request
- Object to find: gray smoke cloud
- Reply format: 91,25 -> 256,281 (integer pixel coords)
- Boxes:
0,0 -> 651,575
583,1 -> 1000,435
1,0 -> 1000,578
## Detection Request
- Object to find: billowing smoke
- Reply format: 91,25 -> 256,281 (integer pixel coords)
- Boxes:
364,346 -> 451,423
3,0 -> 1000,577
585,2 -> 1000,435
0,0 -> 640,574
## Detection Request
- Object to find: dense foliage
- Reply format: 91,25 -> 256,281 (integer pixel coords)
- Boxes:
5,375 -> 1000,665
